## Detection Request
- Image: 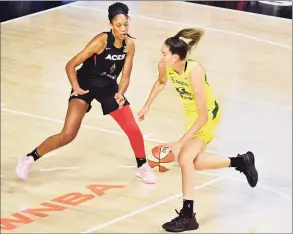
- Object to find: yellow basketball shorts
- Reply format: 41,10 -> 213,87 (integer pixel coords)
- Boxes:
184,107 -> 222,145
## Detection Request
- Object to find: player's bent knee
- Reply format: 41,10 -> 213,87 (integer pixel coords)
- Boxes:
193,157 -> 205,170
178,155 -> 193,169
60,130 -> 78,145
193,161 -> 204,171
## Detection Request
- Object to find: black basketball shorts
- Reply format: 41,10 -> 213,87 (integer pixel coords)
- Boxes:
68,82 -> 130,115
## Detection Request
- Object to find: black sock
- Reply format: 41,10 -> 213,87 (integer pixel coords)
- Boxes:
27,148 -> 41,161
229,156 -> 244,168
182,199 -> 194,217
136,157 -> 147,168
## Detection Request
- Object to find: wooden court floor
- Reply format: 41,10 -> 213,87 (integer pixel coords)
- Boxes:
1,1 -> 292,233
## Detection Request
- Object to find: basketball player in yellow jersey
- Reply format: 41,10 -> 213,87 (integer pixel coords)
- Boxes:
167,57 -> 220,144
138,28 -> 258,233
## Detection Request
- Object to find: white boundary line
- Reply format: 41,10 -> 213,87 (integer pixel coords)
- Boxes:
90,165 -> 290,233
197,170 -> 291,200
1,107 -> 244,159
1,108 -> 125,136
43,151 -> 59,158
119,161 -> 293,201
82,170 -> 238,233
1,0 -> 290,26
40,167 -> 79,172
194,170 -> 291,200
1,1 -> 290,50
143,133 -> 154,139
71,5 -> 291,50
225,174 -> 292,200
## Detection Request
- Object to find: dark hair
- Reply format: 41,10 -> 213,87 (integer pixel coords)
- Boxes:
164,28 -> 205,60
108,2 -> 135,39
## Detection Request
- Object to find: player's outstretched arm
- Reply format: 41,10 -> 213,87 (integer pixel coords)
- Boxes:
137,60 -> 168,121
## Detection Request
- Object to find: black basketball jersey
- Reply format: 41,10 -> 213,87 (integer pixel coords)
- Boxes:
77,31 -> 127,88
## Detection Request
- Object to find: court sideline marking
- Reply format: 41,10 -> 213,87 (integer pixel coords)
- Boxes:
82,170 -> 238,233
199,171 -> 292,200
223,174 -> 292,200
1,107 -> 243,159
82,163 -> 291,233
43,151 -> 59,158
0,1 -> 291,50
119,165 -> 291,200
40,167 -> 79,172
197,170 -> 292,200
71,4 -> 291,50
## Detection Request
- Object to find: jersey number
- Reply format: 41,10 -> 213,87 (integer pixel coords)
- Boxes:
176,87 -> 190,95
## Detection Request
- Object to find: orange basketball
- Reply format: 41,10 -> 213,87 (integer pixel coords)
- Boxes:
147,146 -> 175,172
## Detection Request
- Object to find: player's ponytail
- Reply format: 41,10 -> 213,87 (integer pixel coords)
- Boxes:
164,28 -> 205,60
174,28 -> 205,52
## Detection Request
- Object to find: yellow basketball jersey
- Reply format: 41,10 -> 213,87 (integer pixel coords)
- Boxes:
166,58 -> 218,120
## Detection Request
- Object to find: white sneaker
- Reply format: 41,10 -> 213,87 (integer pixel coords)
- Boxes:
136,163 -> 156,184
16,155 -> 34,180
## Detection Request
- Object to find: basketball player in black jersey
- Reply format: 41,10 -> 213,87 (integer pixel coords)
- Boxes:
16,2 -> 156,184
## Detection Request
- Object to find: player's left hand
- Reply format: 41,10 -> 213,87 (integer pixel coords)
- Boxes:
114,93 -> 125,109
160,141 -> 183,153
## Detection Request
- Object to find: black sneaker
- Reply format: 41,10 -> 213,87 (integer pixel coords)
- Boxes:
162,209 -> 199,232
236,151 -> 258,187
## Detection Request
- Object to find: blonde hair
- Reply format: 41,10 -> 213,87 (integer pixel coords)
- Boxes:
174,28 -> 205,52
164,28 -> 205,60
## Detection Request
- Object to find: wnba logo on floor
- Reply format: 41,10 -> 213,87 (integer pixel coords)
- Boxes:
0,184 -> 124,231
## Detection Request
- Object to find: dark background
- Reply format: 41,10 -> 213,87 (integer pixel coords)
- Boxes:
0,1 -> 72,22
190,1 -> 292,19
0,1 -> 292,23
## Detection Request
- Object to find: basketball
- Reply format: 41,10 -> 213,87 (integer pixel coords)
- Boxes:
147,146 -> 175,172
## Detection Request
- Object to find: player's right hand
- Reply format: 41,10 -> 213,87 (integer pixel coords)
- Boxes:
137,106 -> 149,121
71,86 -> 89,96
